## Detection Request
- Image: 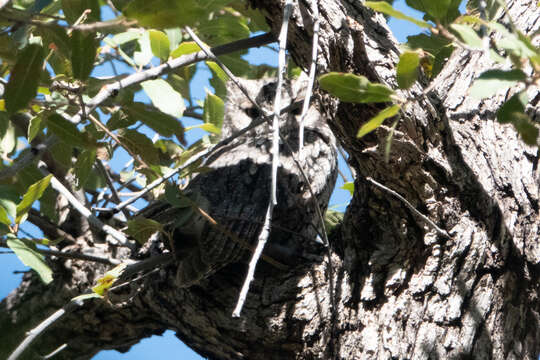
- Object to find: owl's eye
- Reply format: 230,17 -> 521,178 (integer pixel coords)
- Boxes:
244,107 -> 261,119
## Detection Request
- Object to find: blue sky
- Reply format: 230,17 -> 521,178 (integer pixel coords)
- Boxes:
1,1 -> 427,359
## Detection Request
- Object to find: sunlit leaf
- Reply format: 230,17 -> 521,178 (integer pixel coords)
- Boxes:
124,102 -> 185,143
203,92 -> 224,139
141,79 -> 185,118
469,69 -> 526,99
5,44 -> 44,114
340,182 -> 355,196
357,105 -> 401,138
7,237 -> 53,284
16,174 -> 52,224
149,29 -> 170,60
396,51 -> 420,89
170,41 -> 201,58
92,263 -> 128,296
319,72 -> 394,103
450,24 -> 482,48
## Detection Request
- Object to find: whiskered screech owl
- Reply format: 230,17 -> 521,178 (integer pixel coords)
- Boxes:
146,76 -> 337,287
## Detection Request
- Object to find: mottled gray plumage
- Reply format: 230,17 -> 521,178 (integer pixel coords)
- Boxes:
146,77 -> 337,287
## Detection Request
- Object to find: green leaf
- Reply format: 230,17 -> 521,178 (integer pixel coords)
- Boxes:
61,0 -> 100,24
319,73 -> 395,103
167,74 -> 190,99
117,129 -> 160,165
125,217 -> 163,244
0,120 -> 16,155
450,24 -> 483,48
357,105 -> 401,138
16,174 -> 52,224
406,0 -> 461,24
203,92 -> 224,133
164,183 -> 191,208
469,69 -> 527,99
46,113 -> 87,148
92,263 -> 127,296
497,91 -> 528,124
396,51 -> 420,89
5,44 -> 44,114
27,115 -> 44,142
185,123 -> 222,134
513,113 -> 538,146
134,31 -> 153,67
0,205 -> 10,226
324,209 -> 344,234
170,41 -> 201,58
111,31 -> 140,46
165,28 -> 182,51
123,0 -> 227,28
0,185 -> 18,220
141,79 -> 185,118
207,61 -> 229,99
71,30 -> 98,81
7,237 -> 53,284
74,148 -> 96,189
340,182 -> 355,196
149,29 -> 170,60
364,1 -> 431,28
124,102 -> 185,143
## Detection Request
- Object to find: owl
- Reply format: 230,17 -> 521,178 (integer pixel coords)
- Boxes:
146,76 -> 337,287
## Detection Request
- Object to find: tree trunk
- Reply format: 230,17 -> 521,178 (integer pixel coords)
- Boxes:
1,0 -> 539,359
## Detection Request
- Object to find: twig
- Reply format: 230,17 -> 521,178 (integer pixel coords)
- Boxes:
184,27 -> 268,116
7,253 -> 173,360
95,159 -> 132,220
27,209 -> 77,243
73,32 -> 275,123
37,161 -> 133,247
42,343 -> 68,359
365,176 -> 450,239
298,0 -> 320,158
232,203 -> 273,317
232,0 -> 294,317
0,242 -> 123,265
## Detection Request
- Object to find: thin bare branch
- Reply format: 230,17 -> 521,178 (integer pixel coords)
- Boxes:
366,176 -> 451,239
298,0 -> 320,158
37,161 -> 133,247
233,0 -> 294,317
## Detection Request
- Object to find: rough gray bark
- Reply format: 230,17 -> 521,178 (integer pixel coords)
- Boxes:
1,0 -> 539,359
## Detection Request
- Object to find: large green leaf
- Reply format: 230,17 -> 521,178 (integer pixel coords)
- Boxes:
513,113 -> 538,146
469,69 -> 527,99
450,24 -> 482,48
125,217 -> 163,244
0,185 -> 18,221
123,0 -> 228,28
71,30 -> 98,81
396,51 -> 420,89
16,174 -> 52,224
117,129 -> 160,165
203,92 -> 224,133
207,61 -> 229,99
141,79 -> 185,118
5,44 -> 44,114
7,237 -> 53,284
319,73 -> 394,103
149,29 -> 170,60
406,0 -> 461,24
497,91 -> 528,124
124,102 -> 185,143
357,105 -> 401,138
170,41 -> 201,58
74,148 -> 96,189
46,113 -> 88,148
